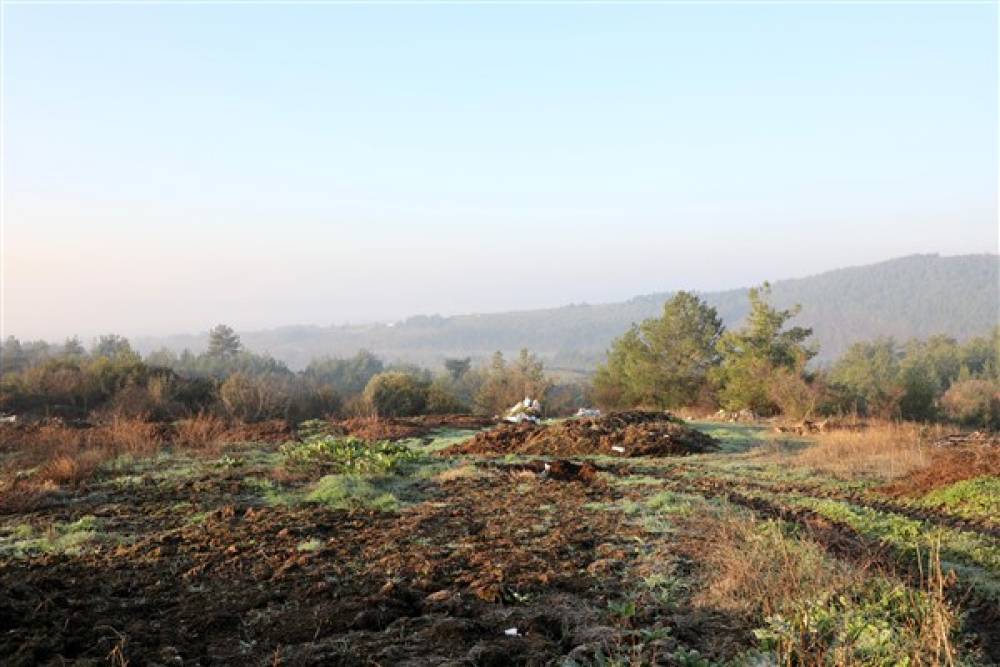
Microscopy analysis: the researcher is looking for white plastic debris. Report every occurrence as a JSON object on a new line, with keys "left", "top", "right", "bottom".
{"left": 575, "top": 408, "right": 601, "bottom": 418}
{"left": 503, "top": 397, "right": 542, "bottom": 424}
{"left": 504, "top": 628, "right": 520, "bottom": 637}
{"left": 611, "top": 445, "right": 626, "bottom": 453}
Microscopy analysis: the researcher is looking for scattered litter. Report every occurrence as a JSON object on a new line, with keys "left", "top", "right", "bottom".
{"left": 575, "top": 408, "right": 601, "bottom": 418}
{"left": 611, "top": 445, "right": 625, "bottom": 454}
{"left": 504, "top": 628, "right": 520, "bottom": 637}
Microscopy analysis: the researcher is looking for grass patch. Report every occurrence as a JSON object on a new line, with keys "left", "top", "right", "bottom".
{"left": 306, "top": 474, "right": 400, "bottom": 511}
{"left": 0, "top": 515, "right": 103, "bottom": 558}
{"left": 296, "top": 538, "right": 322, "bottom": 552}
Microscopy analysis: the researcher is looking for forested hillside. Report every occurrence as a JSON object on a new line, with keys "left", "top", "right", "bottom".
{"left": 137, "top": 254, "right": 998, "bottom": 371}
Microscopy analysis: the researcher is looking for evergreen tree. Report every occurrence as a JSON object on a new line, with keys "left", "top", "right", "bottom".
{"left": 207, "top": 324, "right": 242, "bottom": 358}
{"left": 714, "top": 283, "right": 814, "bottom": 413}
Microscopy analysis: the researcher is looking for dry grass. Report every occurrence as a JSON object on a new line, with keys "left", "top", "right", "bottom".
{"left": 790, "top": 421, "right": 947, "bottom": 480}
{"left": 174, "top": 413, "right": 228, "bottom": 452}
{"left": 689, "top": 509, "right": 854, "bottom": 619}
{"left": 0, "top": 418, "right": 167, "bottom": 491}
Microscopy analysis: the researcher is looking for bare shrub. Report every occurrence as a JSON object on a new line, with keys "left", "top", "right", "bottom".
{"left": 220, "top": 373, "right": 290, "bottom": 422}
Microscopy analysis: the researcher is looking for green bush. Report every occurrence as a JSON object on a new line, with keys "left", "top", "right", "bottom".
{"left": 363, "top": 371, "right": 429, "bottom": 417}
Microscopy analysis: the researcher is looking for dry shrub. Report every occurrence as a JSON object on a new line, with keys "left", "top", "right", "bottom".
{"left": 791, "top": 421, "right": 946, "bottom": 480}
{"left": 0, "top": 417, "right": 166, "bottom": 490}
{"left": 174, "top": 413, "right": 228, "bottom": 452}
{"left": 0, "top": 477, "right": 58, "bottom": 514}
{"left": 37, "top": 449, "right": 107, "bottom": 486}
{"left": 100, "top": 416, "right": 164, "bottom": 456}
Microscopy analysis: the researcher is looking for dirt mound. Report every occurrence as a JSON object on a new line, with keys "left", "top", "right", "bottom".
{"left": 441, "top": 411, "right": 718, "bottom": 457}
{"left": 332, "top": 414, "right": 496, "bottom": 441}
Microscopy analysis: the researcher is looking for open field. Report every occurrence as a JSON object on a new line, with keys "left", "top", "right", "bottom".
{"left": 0, "top": 417, "right": 997, "bottom": 666}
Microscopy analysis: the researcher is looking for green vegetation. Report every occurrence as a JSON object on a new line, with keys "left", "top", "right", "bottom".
{"left": 363, "top": 371, "right": 430, "bottom": 417}
{"left": 0, "top": 516, "right": 103, "bottom": 558}
{"left": 713, "top": 283, "right": 816, "bottom": 415}
{"left": 752, "top": 577, "right": 960, "bottom": 666}
{"left": 791, "top": 497, "right": 1000, "bottom": 573}
{"left": 306, "top": 474, "right": 400, "bottom": 511}
{"left": 593, "top": 291, "right": 723, "bottom": 410}
{"left": 830, "top": 332, "right": 999, "bottom": 422}
{"left": 279, "top": 435, "right": 420, "bottom": 474}
{"left": 919, "top": 476, "right": 1000, "bottom": 523}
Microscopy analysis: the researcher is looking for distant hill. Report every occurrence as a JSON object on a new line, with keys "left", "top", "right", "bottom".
{"left": 137, "top": 254, "right": 999, "bottom": 372}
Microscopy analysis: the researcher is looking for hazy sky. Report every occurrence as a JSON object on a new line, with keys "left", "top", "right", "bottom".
{"left": 3, "top": 2, "right": 997, "bottom": 341}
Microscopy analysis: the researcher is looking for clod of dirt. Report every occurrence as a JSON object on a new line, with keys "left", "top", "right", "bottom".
{"left": 441, "top": 411, "right": 718, "bottom": 457}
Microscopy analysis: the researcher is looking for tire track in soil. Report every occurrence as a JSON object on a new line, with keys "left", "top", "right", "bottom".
{"left": 639, "top": 470, "right": 1000, "bottom": 663}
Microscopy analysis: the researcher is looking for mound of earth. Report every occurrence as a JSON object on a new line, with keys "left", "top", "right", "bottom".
{"left": 332, "top": 415, "right": 497, "bottom": 441}
{"left": 441, "top": 411, "right": 718, "bottom": 457}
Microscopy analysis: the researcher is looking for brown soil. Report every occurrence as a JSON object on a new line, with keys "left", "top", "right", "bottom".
{"left": 0, "top": 465, "right": 650, "bottom": 666}
{"left": 878, "top": 444, "right": 1000, "bottom": 497}
{"left": 441, "top": 411, "right": 718, "bottom": 458}
{"left": 477, "top": 459, "right": 605, "bottom": 485}
{"left": 219, "top": 419, "right": 292, "bottom": 443}
{"left": 332, "top": 414, "right": 497, "bottom": 441}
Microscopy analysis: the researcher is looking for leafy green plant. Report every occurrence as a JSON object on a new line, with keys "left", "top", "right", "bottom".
{"left": 919, "top": 476, "right": 1000, "bottom": 522}
{"left": 280, "top": 435, "right": 419, "bottom": 474}
{"left": 753, "top": 576, "right": 957, "bottom": 666}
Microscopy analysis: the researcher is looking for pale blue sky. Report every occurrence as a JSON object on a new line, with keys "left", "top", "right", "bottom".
{"left": 3, "top": 2, "right": 997, "bottom": 339}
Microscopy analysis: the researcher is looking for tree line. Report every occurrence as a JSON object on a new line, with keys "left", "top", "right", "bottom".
{"left": 0, "top": 325, "right": 569, "bottom": 423}
{"left": 592, "top": 285, "right": 999, "bottom": 426}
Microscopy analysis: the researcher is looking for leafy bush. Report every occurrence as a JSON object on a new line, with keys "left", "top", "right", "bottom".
{"left": 363, "top": 371, "right": 429, "bottom": 417}
{"left": 940, "top": 379, "right": 1000, "bottom": 427}
{"left": 425, "top": 377, "right": 468, "bottom": 414}
{"left": 280, "top": 435, "right": 418, "bottom": 474}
